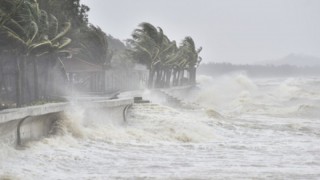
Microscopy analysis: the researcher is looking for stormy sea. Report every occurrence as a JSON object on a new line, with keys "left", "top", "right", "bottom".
{"left": 1, "top": 74, "right": 320, "bottom": 179}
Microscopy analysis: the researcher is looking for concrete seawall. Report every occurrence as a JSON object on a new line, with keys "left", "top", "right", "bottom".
{"left": 0, "top": 99, "right": 133, "bottom": 147}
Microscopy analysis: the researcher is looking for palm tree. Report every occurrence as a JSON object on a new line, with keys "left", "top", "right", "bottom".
{"left": 26, "top": 9, "right": 72, "bottom": 100}
{"left": 178, "top": 37, "right": 202, "bottom": 85}
{"left": 0, "top": 0, "right": 41, "bottom": 106}
{"left": 127, "top": 23, "right": 158, "bottom": 87}
{"left": 0, "top": 0, "right": 72, "bottom": 106}
{"left": 75, "top": 25, "right": 110, "bottom": 67}
{"left": 38, "top": 0, "right": 89, "bottom": 27}
{"left": 73, "top": 24, "right": 112, "bottom": 92}
{"left": 128, "top": 22, "right": 180, "bottom": 88}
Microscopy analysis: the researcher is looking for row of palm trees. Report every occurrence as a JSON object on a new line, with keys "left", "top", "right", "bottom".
{"left": 127, "top": 22, "right": 202, "bottom": 88}
{"left": 0, "top": 1, "right": 203, "bottom": 108}
{"left": 0, "top": 0, "right": 79, "bottom": 107}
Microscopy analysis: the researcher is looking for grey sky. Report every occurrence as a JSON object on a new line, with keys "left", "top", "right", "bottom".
{"left": 81, "top": 0, "right": 320, "bottom": 64}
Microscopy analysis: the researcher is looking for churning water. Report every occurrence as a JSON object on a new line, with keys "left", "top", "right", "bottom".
{"left": 1, "top": 74, "right": 320, "bottom": 179}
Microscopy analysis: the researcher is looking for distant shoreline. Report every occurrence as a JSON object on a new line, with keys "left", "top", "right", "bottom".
{"left": 199, "top": 62, "right": 320, "bottom": 77}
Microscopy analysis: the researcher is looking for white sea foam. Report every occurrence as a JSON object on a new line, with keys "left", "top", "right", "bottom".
{"left": 1, "top": 75, "right": 320, "bottom": 179}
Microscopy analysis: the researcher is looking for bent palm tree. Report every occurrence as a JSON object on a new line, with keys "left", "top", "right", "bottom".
{"left": 128, "top": 22, "right": 179, "bottom": 87}
{"left": 0, "top": 0, "right": 72, "bottom": 105}
{"left": 0, "top": 0, "right": 42, "bottom": 106}
{"left": 73, "top": 24, "right": 112, "bottom": 92}
{"left": 177, "top": 37, "right": 202, "bottom": 85}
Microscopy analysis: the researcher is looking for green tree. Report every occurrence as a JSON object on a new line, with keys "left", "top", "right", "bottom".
{"left": 128, "top": 23, "right": 202, "bottom": 88}
{"left": 178, "top": 37, "right": 202, "bottom": 85}
{"left": 0, "top": 0, "right": 72, "bottom": 106}
{"left": 128, "top": 22, "right": 177, "bottom": 88}
{"left": 0, "top": 0, "right": 42, "bottom": 106}
{"left": 76, "top": 25, "right": 110, "bottom": 67}
{"left": 38, "top": 0, "right": 89, "bottom": 27}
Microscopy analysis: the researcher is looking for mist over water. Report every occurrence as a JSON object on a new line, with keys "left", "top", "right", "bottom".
{"left": 1, "top": 75, "right": 320, "bottom": 179}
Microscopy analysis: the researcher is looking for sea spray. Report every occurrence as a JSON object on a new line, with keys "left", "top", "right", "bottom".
{"left": 1, "top": 76, "right": 320, "bottom": 179}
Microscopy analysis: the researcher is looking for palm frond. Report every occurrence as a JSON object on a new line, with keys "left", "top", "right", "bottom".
{"left": 27, "top": 21, "right": 38, "bottom": 44}
{"left": 39, "top": 10, "right": 49, "bottom": 35}
{"left": 48, "top": 14, "right": 58, "bottom": 39}
{"left": 58, "top": 37, "right": 71, "bottom": 49}
{"left": 4, "top": 18, "right": 28, "bottom": 40}
{"left": 51, "top": 22, "right": 71, "bottom": 42}
{"left": 28, "top": 40, "right": 52, "bottom": 56}
{"left": 0, "top": 0, "right": 24, "bottom": 27}
{"left": 0, "top": 26, "right": 27, "bottom": 47}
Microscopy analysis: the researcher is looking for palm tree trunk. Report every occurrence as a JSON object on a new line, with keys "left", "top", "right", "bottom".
{"left": 155, "top": 69, "right": 161, "bottom": 88}
{"left": 165, "top": 68, "right": 171, "bottom": 88}
{"left": 182, "top": 69, "right": 185, "bottom": 85}
{"left": 102, "top": 69, "right": 106, "bottom": 93}
{"left": 160, "top": 69, "right": 164, "bottom": 87}
{"left": 173, "top": 69, "right": 178, "bottom": 86}
{"left": 33, "top": 58, "right": 39, "bottom": 100}
{"left": 57, "top": 57, "right": 69, "bottom": 96}
{"left": 15, "top": 57, "right": 21, "bottom": 107}
{"left": 44, "top": 59, "right": 50, "bottom": 100}
{"left": 20, "top": 56, "right": 26, "bottom": 105}
{"left": 0, "top": 59, "right": 3, "bottom": 93}
{"left": 177, "top": 69, "right": 182, "bottom": 86}
{"left": 156, "top": 69, "right": 163, "bottom": 88}
{"left": 148, "top": 68, "right": 155, "bottom": 88}
{"left": 26, "top": 74, "right": 32, "bottom": 104}
{"left": 190, "top": 67, "right": 196, "bottom": 85}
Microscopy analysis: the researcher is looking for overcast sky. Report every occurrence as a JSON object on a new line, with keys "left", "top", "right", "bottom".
{"left": 81, "top": 0, "right": 320, "bottom": 64}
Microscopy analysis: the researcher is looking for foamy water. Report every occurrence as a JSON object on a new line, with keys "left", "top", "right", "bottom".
{"left": 1, "top": 75, "right": 320, "bottom": 179}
